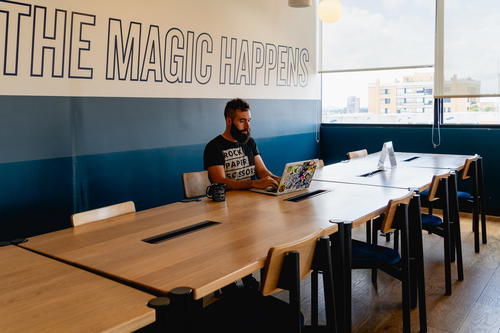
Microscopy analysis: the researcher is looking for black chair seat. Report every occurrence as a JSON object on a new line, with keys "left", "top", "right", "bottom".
{"left": 421, "top": 214, "right": 443, "bottom": 227}
{"left": 457, "top": 191, "right": 473, "bottom": 200}
{"left": 352, "top": 239, "right": 401, "bottom": 265}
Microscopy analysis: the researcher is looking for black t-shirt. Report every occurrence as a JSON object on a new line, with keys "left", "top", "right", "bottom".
{"left": 203, "top": 135, "right": 260, "bottom": 180}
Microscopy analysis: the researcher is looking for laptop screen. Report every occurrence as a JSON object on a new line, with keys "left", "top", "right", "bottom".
{"left": 277, "top": 159, "right": 318, "bottom": 194}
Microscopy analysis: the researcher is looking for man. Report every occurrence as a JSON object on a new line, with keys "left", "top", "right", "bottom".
{"left": 204, "top": 98, "right": 278, "bottom": 292}
{"left": 204, "top": 98, "right": 280, "bottom": 189}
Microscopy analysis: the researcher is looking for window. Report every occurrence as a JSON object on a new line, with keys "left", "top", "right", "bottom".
{"left": 321, "top": 0, "right": 500, "bottom": 126}
{"left": 442, "top": 97, "right": 500, "bottom": 124}
{"left": 322, "top": 68, "right": 434, "bottom": 124}
{"left": 435, "top": 0, "right": 500, "bottom": 124}
{"left": 321, "top": 0, "right": 435, "bottom": 124}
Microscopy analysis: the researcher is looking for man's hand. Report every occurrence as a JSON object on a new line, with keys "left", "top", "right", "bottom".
{"left": 270, "top": 175, "right": 282, "bottom": 183}
{"left": 252, "top": 176, "right": 279, "bottom": 189}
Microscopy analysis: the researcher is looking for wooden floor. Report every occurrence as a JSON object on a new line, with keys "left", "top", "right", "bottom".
{"left": 273, "top": 215, "right": 500, "bottom": 332}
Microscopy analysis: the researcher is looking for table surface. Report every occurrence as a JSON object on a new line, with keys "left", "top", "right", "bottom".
{"left": 344, "top": 152, "right": 473, "bottom": 171}
{"left": 20, "top": 181, "right": 410, "bottom": 300}
{"left": 314, "top": 155, "right": 455, "bottom": 191}
{"left": 0, "top": 245, "right": 155, "bottom": 333}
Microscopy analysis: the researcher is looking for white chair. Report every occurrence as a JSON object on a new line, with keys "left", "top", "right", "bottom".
{"left": 182, "top": 170, "right": 211, "bottom": 198}
{"left": 71, "top": 201, "right": 136, "bottom": 227}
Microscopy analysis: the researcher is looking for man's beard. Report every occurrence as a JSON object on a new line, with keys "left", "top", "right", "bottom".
{"left": 230, "top": 124, "right": 251, "bottom": 144}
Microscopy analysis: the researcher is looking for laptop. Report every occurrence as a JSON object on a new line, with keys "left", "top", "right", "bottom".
{"left": 250, "top": 159, "right": 319, "bottom": 196}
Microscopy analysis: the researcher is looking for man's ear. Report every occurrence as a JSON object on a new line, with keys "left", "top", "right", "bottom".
{"left": 225, "top": 116, "right": 232, "bottom": 126}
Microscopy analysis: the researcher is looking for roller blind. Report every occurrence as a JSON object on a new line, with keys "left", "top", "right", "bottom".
{"left": 435, "top": 0, "right": 500, "bottom": 98}
{"left": 320, "top": 0, "right": 435, "bottom": 72}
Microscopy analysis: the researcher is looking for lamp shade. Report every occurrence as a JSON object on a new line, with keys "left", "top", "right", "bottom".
{"left": 288, "top": 0, "right": 312, "bottom": 8}
{"left": 318, "top": 0, "right": 342, "bottom": 23}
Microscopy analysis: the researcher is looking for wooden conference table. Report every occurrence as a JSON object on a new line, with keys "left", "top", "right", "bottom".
{"left": 0, "top": 245, "right": 155, "bottom": 333}
{"left": 20, "top": 181, "right": 410, "bottom": 299}
{"left": 20, "top": 181, "right": 412, "bottom": 331}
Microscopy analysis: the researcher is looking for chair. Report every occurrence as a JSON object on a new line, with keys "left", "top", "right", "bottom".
{"left": 202, "top": 231, "right": 336, "bottom": 333}
{"left": 71, "top": 201, "right": 136, "bottom": 227}
{"left": 346, "top": 149, "right": 368, "bottom": 160}
{"left": 351, "top": 192, "right": 421, "bottom": 333}
{"left": 420, "top": 172, "right": 464, "bottom": 295}
{"left": 182, "top": 171, "right": 211, "bottom": 198}
{"left": 459, "top": 155, "right": 487, "bottom": 253}
{"left": 420, "top": 155, "right": 486, "bottom": 254}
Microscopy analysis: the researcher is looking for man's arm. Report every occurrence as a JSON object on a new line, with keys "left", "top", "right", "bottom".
{"left": 254, "top": 155, "right": 281, "bottom": 182}
{"left": 207, "top": 164, "right": 278, "bottom": 190}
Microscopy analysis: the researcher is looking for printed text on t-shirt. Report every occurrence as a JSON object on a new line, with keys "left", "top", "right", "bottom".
{"left": 222, "top": 147, "right": 255, "bottom": 180}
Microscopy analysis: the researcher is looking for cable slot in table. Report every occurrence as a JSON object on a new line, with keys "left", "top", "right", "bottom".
{"left": 359, "top": 169, "right": 385, "bottom": 177}
{"left": 402, "top": 156, "right": 420, "bottom": 162}
{"left": 285, "top": 189, "right": 329, "bottom": 202}
{"left": 143, "top": 221, "right": 221, "bottom": 244}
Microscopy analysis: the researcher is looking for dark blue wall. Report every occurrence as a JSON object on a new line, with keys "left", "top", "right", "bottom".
{"left": 0, "top": 96, "right": 320, "bottom": 241}
{"left": 321, "top": 124, "right": 500, "bottom": 215}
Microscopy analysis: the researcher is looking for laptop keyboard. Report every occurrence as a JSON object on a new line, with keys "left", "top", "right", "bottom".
{"left": 265, "top": 186, "right": 278, "bottom": 193}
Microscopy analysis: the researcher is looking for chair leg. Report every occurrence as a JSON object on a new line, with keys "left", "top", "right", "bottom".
{"left": 478, "top": 158, "right": 487, "bottom": 245}
{"left": 455, "top": 220, "right": 464, "bottom": 281}
{"left": 371, "top": 223, "right": 378, "bottom": 286}
{"left": 450, "top": 232, "right": 456, "bottom": 263}
{"left": 410, "top": 195, "right": 427, "bottom": 332}
{"left": 385, "top": 232, "right": 391, "bottom": 242}
{"left": 317, "top": 237, "right": 337, "bottom": 333}
{"left": 442, "top": 180, "right": 452, "bottom": 296}
{"left": 400, "top": 205, "right": 412, "bottom": 333}
{"left": 283, "top": 252, "right": 302, "bottom": 333}
{"left": 311, "top": 271, "right": 318, "bottom": 328}
{"left": 448, "top": 175, "right": 458, "bottom": 263}
{"left": 330, "top": 227, "right": 346, "bottom": 333}
{"left": 371, "top": 268, "right": 378, "bottom": 286}
{"left": 449, "top": 174, "right": 464, "bottom": 281}
{"left": 366, "top": 220, "right": 372, "bottom": 244}
{"left": 473, "top": 205, "right": 480, "bottom": 253}
{"left": 481, "top": 213, "right": 487, "bottom": 244}
{"left": 444, "top": 227, "right": 452, "bottom": 296}
{"left": 393, "top": 230, "right": 399, "bottom": 252}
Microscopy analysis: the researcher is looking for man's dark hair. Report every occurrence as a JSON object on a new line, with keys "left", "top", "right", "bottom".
{"left": 224, "top": 98, "right": 250, "bottom": 119}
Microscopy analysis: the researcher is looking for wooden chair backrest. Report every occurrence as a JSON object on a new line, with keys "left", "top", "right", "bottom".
{"left": 317, "top": 159, "right": 325, "bottom": 168}
{"left": 427, "top": 171, "right": 451, "bottom": 202}
{"left": 380, "top": 192, "right": 414, "bottom": 234}
{"left": 261, "top": 231, "right": 320, "bottom": 296}
{"left": 461, "top": 155, "right": 480, "bottom": 180}
{"left": 71, "top": 201, "right": 136, "bottom": 227}
{"left": 347, "top": 149, "right": 368, "bottom": 160}
{"left": 182, "top": 171, "right": 211, "bottom": 198}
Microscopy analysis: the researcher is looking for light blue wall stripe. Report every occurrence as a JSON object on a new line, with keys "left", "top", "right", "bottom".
{"left": 0, "top": 96, "right": 320, "bottom": 163}
{"left": 0, "top": 96, "right": 72, "bottom": 163}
